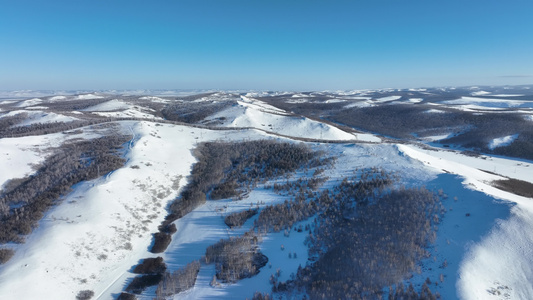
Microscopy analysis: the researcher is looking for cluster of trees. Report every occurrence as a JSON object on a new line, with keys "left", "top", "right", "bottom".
{"left": 152, "top": 140, "right": 325, "bottom": 253}
{"left": 161, "top": 99, "right": 236, "bottom": 124}
{"left": 0, "top": 112, "right": 29, "bottom": 129}
{"left": 254, "top": 169, "right": 392, "bottom": 234}
{"left": 75, "top": 290, "right": 95, "bottom": 300}
{"left": 331, "top": 104, "right": 464, "bottom": 139}
{"left": 124, "top": 256, "right": 201, "bottom": 298}
{"left": 239, "top": 167, "right": 442, "bottom": 298}
{"left": 0, "top": 134, "right": 129, "bottom": 247}
{"left": 440, "top": 113, "right": 533, "bottom": 160}
{"left": 121, "top": 258, "right": 166, "bottom": 297}
{"left": 224, "top": 208, "right": 258, "bottom": 228}
{"left": 117, "top": 292, "right": 137, "bottom": 300}
{"left": 0, "top": 120, "right": 94, "bottom": 139}
{"left": 204, "top": 232, "right": 267, "bottom": 283}
{"left": 254, "top": 195, "right": 318, "bottom": 233}
{"left": 271, "top": 176, "right": 328, "bottom": 196}
{"left": 125, "top": 274, "right": 163, "bottom": 294}
{"left": 0, "top": 248, "right": 14, "bottom": 264}
{"left": 493, "top": 178, "right": 533, "bottom": 198}
{"left": 387, "top": 282, "right": 440, "bottom": 300}
{"left": 155, "top": 260, "right": 201, "bottom": 299}
{"left": 286, "top": 180, "right": 444, "bottom": 299}
{"left": 43, "top": 98, "right": 111, "bottom": 111}
{"left": 132, "top": 257, "right": 166, "bottom": 274}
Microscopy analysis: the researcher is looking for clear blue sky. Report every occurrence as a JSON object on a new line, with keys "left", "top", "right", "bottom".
{"left": 1, "top": 0, "right": 532, "bottom": 91}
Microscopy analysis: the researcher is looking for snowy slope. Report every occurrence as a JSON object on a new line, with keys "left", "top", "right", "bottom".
{"left": 82, "top": 99, "right": 130, "bottom": 112}
{"left": 398, "top": 144, "right": 533, "bottom": 300}
{"left": 1, "top": 93, "right": 532, "bottom": 300}
{"left": 206, "top": 96, "right": 381, "bottom": 142}
{"left": 16, "top": 98, "right": 43, "bottom": 107}
{"left": 0, "top": 121, "right": 272, "bottom": 300}
{"left": 1, "top": 110, "right": 78, "bottom": 126}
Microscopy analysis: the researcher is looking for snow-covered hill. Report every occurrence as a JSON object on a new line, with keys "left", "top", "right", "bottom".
{"left": 0, "top": 89, "right": 532, "bottom": 300}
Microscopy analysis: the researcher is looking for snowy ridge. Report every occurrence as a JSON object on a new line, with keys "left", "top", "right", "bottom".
{"left": 0, "top": 110, "right": 78, "bottom": 126}
{"left": 1, "top": 90, "right": 533, "bottom": 300}
{"left": 443, "top": 97, "right": 533, "bottom": 109}
{"left": 16, "top": 98, "right": 43, "bottom": 107}
{"left": 206, "top": 96, "right": 372, "bottom": 142}
{"left": 398, "top": 144, "right": 533, "bottom": 300}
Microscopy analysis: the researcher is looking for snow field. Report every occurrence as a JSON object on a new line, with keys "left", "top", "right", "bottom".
{"left": 81, "top": 99, "right": 130, "bottom": 112}
{"left": 0, "top": 110, "right": 78, "bottom": 126}
{"left": 16, "top": 98, "right": 43, "bottom": 107}
{"left": 1, "top": 92, "right": 532, "bottom": 300}
{"left": 398, "top": 144, "right": 533, "bottom": 299}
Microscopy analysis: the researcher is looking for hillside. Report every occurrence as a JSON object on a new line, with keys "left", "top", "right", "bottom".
{"left": 0, "top": 86, "right": 532, "bottom": 299}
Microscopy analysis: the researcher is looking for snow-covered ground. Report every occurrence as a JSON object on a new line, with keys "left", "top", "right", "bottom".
{"left": 82, "top": 99, "right": 130, "bottom": 112}
{"left": 1, "top": 92, "right": 532, "bottom": 300}
{"left": 78, "top": 99, "right": 163, "bottom": 120}
{"left": 205, "top": 96, "right": 380, "bottom": 142}
{"left": 76, "top": 94, "right": 104, "bottom": 100}
{"left": 0, "top": 122, "right": 265, "bottom": 299}
{"left": 442, "top": 97, "right": 533, "bottom": 109}
{"left": 489, "top": 134, "right": 519, "bottom": 150}
{"left": 375, "top": 95, "right": 402, "bottom": 102}
{"left": 398, "top": 144, "right": 533, "bottom": 299}
{"left": 0, "top": 110, "right": 78, "bottom": 126}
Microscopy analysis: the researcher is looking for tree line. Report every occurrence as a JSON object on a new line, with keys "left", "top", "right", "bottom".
{"left": 0, "top": 133, "right": 129, "bottom": 250}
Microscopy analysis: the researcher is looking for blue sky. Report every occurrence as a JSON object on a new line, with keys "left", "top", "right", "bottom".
{"left": 1, "top": 0, "right": 532, "bottom": 91}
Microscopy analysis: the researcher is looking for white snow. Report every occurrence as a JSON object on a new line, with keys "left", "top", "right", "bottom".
{"left": 425, "top": 109, "right": 446, "bottom": 113}
{"left": 420, "top": 133, "right": 453, "bottom": 141}
{"left": 443, "top": 97, "right": 533, "bottom": 109}
{"left": 0, "top": 136, "right": 49, "bottom": 188}
{"left": 76, "top": 94, "right": 104, "bottom": 100}
{"left": 324, "top": 98, "right": 346, "bottom": 103}
{"left": 206, "top": 97, "right": 366, "bottom": 142}
{"left": 82, "top": 99, "right": 130, "bottom": 112}
{"left": 136, "top": 143, "right": 435, "bottom": 300}
{"left": 398, "top": 144, "right": 533, "bottom": 300}
{"left": 49, "top": 95, "right": 67, "bottom": 101}
{"left": 0, "top": 110, "right": 78, "bottom": 126}
{"left": 92, "top": 108, "right": 162, "bottom": 120}
{"left": 1, "top": 94, "right": 533, "bottom": 300}
{"left": 17, "top": 98, "right": 42, "bottom": 107}
{"left": 25, "top": 106, "right": 49, "bottom": 110}
{"left": 471, "top": 91, "right": 491, "bottom": 96}
{"left": 0, "top": 122, "right": 207, "bottom": 299}
{"left": 344, "top": 101, "right": 375, "bottom": 108}
{"left": 375, "top": 95, "right": 402, "bottom": 102}
{"left": 491, "top": 94, "right": 525, "bottom": 97}
{"left": 488, "top": 134, "right": 519, "bottom": 150}
{"left": 139, "top": 96, "right": 169, "bottom": 103}
{"left": 285, "top": 98, "right": 309, "bottom": 104}
{"left": 291, "top": 93, "right": 310, "bottom": 98}
{"left": 0, "top": 127, "right": 109, "bottom": 189}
